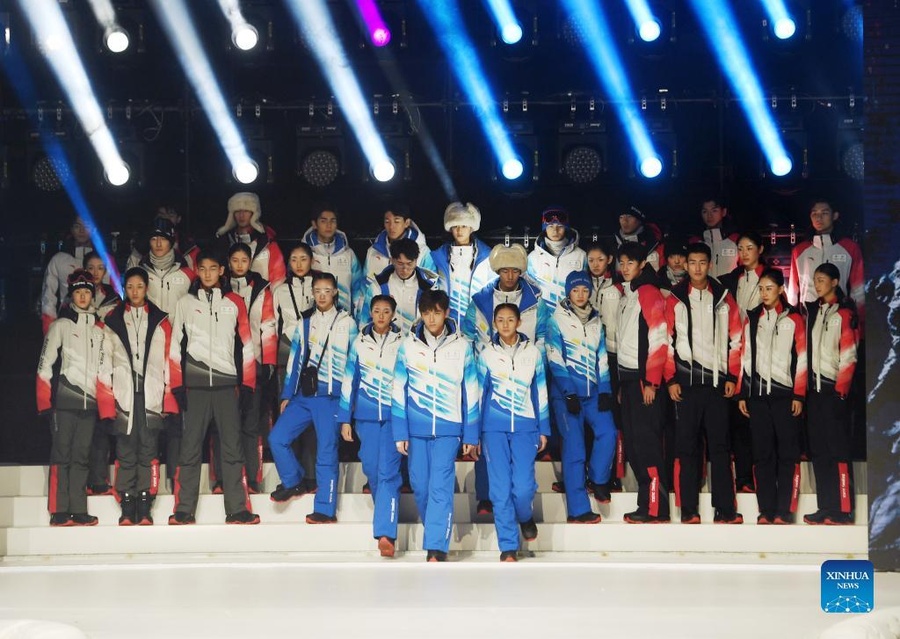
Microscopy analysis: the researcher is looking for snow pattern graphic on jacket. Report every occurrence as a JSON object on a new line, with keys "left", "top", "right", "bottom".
{"left": 302, "top": 227, "right": 366, "bottom": 315}
{"left": 477, "top": 333, "right": 550, "bottom": 436}
{"left": 431, "top": 238, "right": 495, "bottom": 327}
{"left": 615, "top": 224, "right": 664, "bottom": 272}
{"left": 363, "top": 221, "right": 436, "bottom": 283}
{"left": 463, "top": 276, "right": 548, "bottom": 353}
{"left": 41, "top": 243, "right": 97, "bottom": 333}
{"left": 690, "top": 227, "right": 740, "bottom": 278}
{"left": 391, "top": 319, "right": 480, "bottom": 444}
{"left": 139, "top": 254, "right": 196, "bottom": 316}
{"left": 526, "top": 231, "right": 587, "bottom": 311}
{"left": 37, "top": 306, "right": 104, "bottom": 413}
{"left": 272, "top": 272, "right": 315, "bottom": 366}
{"left": 168, "top": 280, "right": 256, "bottom": 391}
{"left": 218, "top": 226, "right": 286, "bottom": 287}
{"left": 546, "top": 300, "right": 612, "bottom": 400}
{"left": 337, "top": 321, "right": 403, "bottom": 424}
{"left": 229, "top": 272, "right": 277, "bottom": 365}
{"left": 739, "top": 302, "right": 807, "bottom": 401}
{"left": 282, "top": 305, "right": 357, "bottom": 400}
{"left": 96, "top": 302, "right": 178, "bottom": 434}
{"left": 788, "top": 233, "right": 865, "bottom": 328}
{"left": 359, "top": 265, "right": 439, "bottom": 334}
{"left": 664, "top": 278, "right": 742, "bottom": 388}
{"left": 805, "top": 299, "right": 858, "bottom": 398}
{"left": 615, "top": 268, "right": 668, "bottom": 387}
{"left": 590, "top": 274, "right": 621, "bottom": 354}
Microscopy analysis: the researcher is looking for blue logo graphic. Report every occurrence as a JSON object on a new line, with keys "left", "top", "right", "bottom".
{"left": 821, "top": 560, "right": 874, "bottom": 613}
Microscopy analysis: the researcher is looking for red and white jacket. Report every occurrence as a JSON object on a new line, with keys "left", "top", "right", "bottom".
{"left": 169, "top": 282, "right": 256, "bottom": 391}
{"left": 273, "top": 273, "right": 316, "bottom": 367}
{"left": 664, "top": 278, "right": 742, "bottom": 389}
{"left": 96, "top": 302, "right": 178, "bottom": 433}
{"left": 140, "top": 253, "right": 196, "bottom": 316}
{"left": 37, "top": 306, "right": 104, "bottom": 413}
{"left": 229, "top": 272, "right": 277, "bottom": 367}
{"left": 615, "top": 224, "right": 665, "bottom": 273}
{"left": 739, "top": 302, "right": 807, "bottom": 401}
{"left": 40, "top": 243, "right": 97, "bottom": 333}
{"left": 590, "top": 273, "right": 621, "bottom": 355}
{"left": 690, "top": 227, "right": 740, "bottom": 278}
{"left": 805, "top": 299, "right": 858, "bottom": 398}
{"left": 218, "top": 226, "right": 286, "bottom": 288}
{"left": 615, "top": 268, "right": 668, "bottom": 387}
{"left": 720, "top": 263, "right": 765, "bottom": 322}
{"left": 788, "top": 233, "right": 864, "bottom": 328}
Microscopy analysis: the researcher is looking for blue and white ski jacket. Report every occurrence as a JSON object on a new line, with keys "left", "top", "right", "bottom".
{"left": 363, "top": 221, "right": 436, "bottom": 283}
{"left": 476, "top": 333, "right": 550, "bottom": 436}
{"left": 546, "top": 300, "right": 612, "bottom": 400}
{"left": 282, "top": 305, "right": 358, "bottom": 401}
{"left": 431, "top": 238, "right": 495, "bottom": 327}
{"left": 302, "top": 227, "right": 366, "bottom": 316}
{"left": 526, "top": 231, "right": 587, "bottom": 311}
{"left": 337, "top": 321, "right": 404, "bottom": 424}
{"left": 391, "top": 319, "right": 480, "bottom": 444}
{"left": 358, "top": 265, "right": 439, "bottom": 334}
{"left": 462, "top": 277, "right": 549, "bottom": 353}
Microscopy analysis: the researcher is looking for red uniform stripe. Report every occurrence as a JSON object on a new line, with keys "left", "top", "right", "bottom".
{"left": 242, "top": 467, "right": 252, "bottom": 512}
{"left": 48, "top": 464, "right": 59, "bottom": 513}
{"left": 615, "top": 431, "right": 626, "bottom": 478}
{"left": 173, "top": 467, "right": 182, "bottom": 510}
{"left": 256, "top": 436, "right": 264, "bottom": 484}
{"left": 208, "top": 438, "right": 218, "bottom": 483}
{"left": 673, "top": 458, "right": 681, "bottom": 508}
{"left": 150, "top": 458, "right": 160, "bottom": 496}
{"left": 648, "top": 466, "right": 660, "bottom": 517}
{"left": 112, "top": 460, "right": 121, "bottom": 503}
{"left": 790, "top": 463, "right": 801, "bottom": 513}
{"left": 838, "top": 462, "right": 851, "bottom": 513}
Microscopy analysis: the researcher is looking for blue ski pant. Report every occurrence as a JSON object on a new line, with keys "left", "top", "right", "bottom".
{"left": 483, "top": 430, "right": 541, "bottom": 551}
{"left": 356, "top": 419, "right": 402, "bottom": 540}
{"left": 408, "top": 435, "right": 460, "bottom": 554}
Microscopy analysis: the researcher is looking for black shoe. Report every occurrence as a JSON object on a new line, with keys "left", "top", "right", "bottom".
{"left": 520, "top": 519, "right": 538, "bottom": 542}
{"left": 305, "top": 512, "right": 337, "bottom": 524}
{"left": 567, "top": 511, "right": 602, "bottom": 524}
{"left": 426, "top": 550, "right": 447, "bottom": 562}
{"left": 362, "top": 482, "right": 372, "bottom": 495}
{"left": 378, "top": 536, "right": 396, "bottom": 558}
{"left": 49, "top": 512, "right": 72, "bottom": 527}
{"left": 476, "top": 500, "right": 494, "bottom": 515}
{"left": 86, "top": 483, "right": 113, "bottom": 496}
{"left": 825, "top": 512, "right": 854, "bottom": 525}
{"left": 803, "top": 510, "right": 829, "bottom": 525}
{"left": 70, "top": 513, "right": 99, "bottom": 526}
{"left": 270, "top": 483, "right": 306, "bottom": 502}
{"left": 608, "top": 478, "right": 623, "bottom": 493}
{"left": 168, "top": 512, "right": 196, "bottom": 525}
{"left": 714, "top": 510, "right": 744, "bottom": 524}
{"left": 301, "top": 478, "right": 318, "bottom": 494}
{"left": 211, "top": 481, "right": 223, "bottom": 495}
{"left": 499, "top": 551, "right": 518, "bottom": 562}
{"left": 119, "top": 493, "right": 137, "bottom": 526}
{"left": 680, "top": 510, "right": 701, "bottom": 524}
{"left": 773, "top": 512, "right": 794, "bottom": 525}
{"left": 136, "top": 491, "right": 154, "bottom": 526}
{"left": 551, "top": 481, "right": 566, "bottom": 493}
{"left": 592, "top": 483, "right": 612, "bottom": 504}
{"left": 757, "top": 513, "right": 775, "bottom": 525}
{"left": 226, "top": 510, "right": 260, "bottom": 525}
{"left": 624, "top": 510, "right": 670, "bottom": 524}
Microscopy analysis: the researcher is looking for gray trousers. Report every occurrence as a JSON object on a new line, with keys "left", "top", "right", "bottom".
{"left": 48, "top": 409, "right": 95, "bottom": 514}
{"left": 173, "top": 387, "right": 250, "bottom": 516}
{"left": 114, "top": 392, "right": 162, "bottom": 496}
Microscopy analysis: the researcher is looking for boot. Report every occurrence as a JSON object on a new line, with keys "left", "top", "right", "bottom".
{"left": 136, "top": 491, "right": 154, "bottom": 526}
{"left": 119, "top": 493, "right": 137, "bottom": 526}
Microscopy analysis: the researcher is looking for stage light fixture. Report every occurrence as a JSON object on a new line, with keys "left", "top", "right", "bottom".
{"left": 501, "top": 23, "right": 523, "bottom": 44}
{"left": 773, "top": 17, "right": 795, "bottom": 40}
{"left": 837, "top": 115, "right": 864, "bottom": 180}
{"left": 501, "top": 157, "right": 524, "bottom": 180}
{"left": 104, "top": 161, "right": 130, "bottom": 186}
{"left": 232, "top": 23, "right": 259, "bottom": 51}
{"left": 841, "top": 143, "right": 863, "bottom": 180}
{"left": 103, "top": 26, "right": 129, "bottom": 52}
{"left": 638, "top": 19, "right": 661, "bottom": 42}
{"left": 558, "top": 118, "right": 607, "bottom": 185}
{"left": 300, "top": 150, "right": 341, "bottom": 187}
{"left": 562, "top": 146, "right": 602, "bottom": 182}
{"left": 355, "top": 0, "right": 392, "bottom": 47}
{"left": 769, "top": 155, "right": 792, "bottom": 176}
{"left": 32, "top": 153, "right": 69, "bottom": 192}
{"left": 297, "top": 120, "right": 345, "bottom": 188}
{"left": 233, "top": 159, "right": 259, "bottom": 184}
{"left": 371, "top": 158, "right": 396, "bottom": 182}
{"left": 639, "top": 156, "right": 663, "bottom": 178}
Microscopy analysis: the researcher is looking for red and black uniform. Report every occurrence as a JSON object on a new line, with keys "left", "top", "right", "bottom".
{"left": 789, "top": 232, "right": 865, "bottom": 330}
{"left": 664, "top": 278, "right": 743, "bottom": 520}
{"left": 615, "top": 267, "right": 670, "bottom": 521}
{"left": 615, "top": 223, "right": 665, "bottom": 273}
{"left": 739, "top": 302, "right": 807, "bottom": 520}
{"left": 805, "top": 297, "right": 858, "bottom": 520}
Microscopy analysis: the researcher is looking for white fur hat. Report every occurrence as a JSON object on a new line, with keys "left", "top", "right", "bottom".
{"left": 489, "top": 243, "right": 527, "bottom": 273}
{"left": 216, "top": 192, "right": 264, "bottom": 237}
{"left": 443, "top": 201, "right": 481, "bottom": 232}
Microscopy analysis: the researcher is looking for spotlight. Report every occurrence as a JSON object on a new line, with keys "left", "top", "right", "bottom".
{"left": 233, "top": 160, "right": 259, "bottom": 184}
{"left": 562, "top": 146, "right": 603, "bottom": 183}
{"left": 638, "top": 19, "right": 661, "bottom": 42}
{"left": 371, "top": 158, "right": 396, "bottom": 182}
{"left": 773, "top": 17, "right": 795, "bottom": 40}
{"left": 558, "top": 119, "right": 607, "bottom": 185}
{"left": 639, "top": 156, "right": 663, "bottom": 178}
{"left": 232, "top": 23, "right": 258, "bottom": 51}
{"left": 501, "top": 23, "right": 523, "bottom": 44}
{"left": 300, "top": 149, "right": 341, "bottom": 187}
{"left": 841, "top": 143, "right": 863, "bottom": 180}
{"left": 32, "top": 154, "right": 69, "bottom": 192}
{"left": 104, "top": 26, "right": 129, "bottom": 53}
{"left": 769, "top": 155, "right": 793, "bottom": 176}
{"left": 837, "top": 115, "right": 864, "bottom": 180}
{"left": 104, "top": 161, "right": 130, "bottom": 186}
{"left": 371, "top": 26, "right": 391, "bottom": 47}
{"left": 501, "top": 157, "right": 524, "bottom": 180}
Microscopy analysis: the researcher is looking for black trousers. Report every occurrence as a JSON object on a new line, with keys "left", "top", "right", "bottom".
{"left": 729, "top": 403, "right": 755, "bottom": 487}
{"left": 620, "top": 380, "right": 669, "bottom": 518}
{"left": 48, "top": 409, "right": 95, "bottom": 514}
{"left": 87, "top": 417, "right": 115, "bottom": 487}
{"left": 747, "top": 395, "right": 801, "bottom": 516}
{"left": 674, "top": 385, "right": 735, "bottom": 514}
{"left": 807, "top": 387, "right": 854, "bottom": 515}
{"left": 113, "top": 392, "right": 162, "bottom": 496}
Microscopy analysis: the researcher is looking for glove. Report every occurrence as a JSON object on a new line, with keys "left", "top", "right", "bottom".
{"left": 597, "top": 393, "right": 614, "bottom": 412}
{"left": 240, "top": 386, "right": 254, "bottom": 413}
{"left": 262, "top": 364, "right": 276, "bottom": 381}
{"left": 565, "top": 394, "right": 581, "bottom": 415}
{"left": 172, "top": 388, "right": 188, "bottom": 413}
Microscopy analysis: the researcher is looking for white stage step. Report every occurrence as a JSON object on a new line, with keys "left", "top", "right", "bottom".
{"left": 0, "top": 492, "right": 869, "bottom": 528}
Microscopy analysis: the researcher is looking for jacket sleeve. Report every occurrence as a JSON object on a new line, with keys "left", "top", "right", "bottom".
{"left": 231, "top": 294, "right": 257, "bottom": 390}
{"left": 663, "top": 294, "right": 678, "bottom": 385}
{"left": 534, "top": 354, "right": 551, "bottom": 437}
{"left": 41, "top": 256, "right": 62, "bottom": 334}
{"left": 336, "top": 337, "right": 360, "bottom": 424}
{"left": 461, "top": 298, "right": 479, "bottom": 342}
{"left": 475, "top": 352, "right": 489, "bottom": 438}
{"left": 281, "top": 321, "right": 304, "bottom": 401}
{"left": 638, "top": 285, "right": 668, "bottom": 388}
{"left": 461, "top": 342, "right": 480, "bottom": 445}
{"left": 159, "top": 317, "right": 179, "bottom": 413}
{"left": 596, "top": 324, "right": 612, "bottom": 395}
{"left": 534, "top": 297, "right": 549, "bottom": 358}
{"left": 787, "top": 245, "right": 801, "bottom": 307}
{"left": 267, "top": 241, "right": 286, "bottom": 288}
{"left": 391, "top": 341, "right": 410, "bottom": 442}
{"left": 169, "top": 299, "right": 185, "bottom": 392}
{"left": 739, "top": 317, "right": 751, "bottom": 399}
{"left": 546, "top": 316, "right": 575, "bottom": 396}
{"left": 790, "top": 314, "right": 808, "bottom": 401}
{"left": 725, "top": 292, "right": 743, "bottom": 383}
{"left": 349, "top": 252, "right": 366, "bottom": 318}
{"left": 417, "top": 247, "right": 436, "bottom": 274}
{"left": 36, "top": 320, "right": 63, "bottom": 412}
{"left": 835, "top": 308, "right": 858, "bottom": 398}
{"left": 259, "top": 288, "right": 278, "bottom": 366}
{"left": 846, "top": 240, "right": 865, "bottom": 332}
{"left": 96, "top": 325, "right": 117, "bottom": 419}
{"left": 358, "top": 281, "right": 377, "bottom": 327}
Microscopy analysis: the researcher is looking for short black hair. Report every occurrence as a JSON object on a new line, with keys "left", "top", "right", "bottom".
{"left": 288, "top": 242, "right": 314, "bottom": 260}
{"left": 616, "top": 241, "right": 648, "bottom": 263}
{"left": 759, "top": 267, "right": 785, "bottom": 288}
{"left": 311, "top": 271, "right": 338, "bottom": 289}
{"left": 123, "top": 266, "right": 149, "bottom": 287}
{"left": 311, "top": 202, "right": 338, "bottom": 220}
{"left": 686, "top": 242, "right": 712, "bottom": 261}
{"left": 701, "top": 195, "right": 728, "bottom": 209}
{"left": 737, "top": 231, "right": 764, "bottom": 249}
{"left": 384, "top": 203, "right": 411, "bottom": 219}
{"left": 195, "top": 249, "right": 223, "bottom": 267}
{"left": 493, "top": 302, "right": 521, "bottom": 320}
{"left": 418, "top": 289, "right": 450, "bottom": 314}
{"left": 814, "top": 262, "right": 841, "bottom": 281}
{"left": 82, "top": 251, "right": 103, "bottom": 268}
{"left": 227, "top": 242, "right": 253, "bottom": 260}
{"left": 371, "top": 294, "right": 397, "bottom": 312}
{"left": 390, "top": 237, "right": 420, "bottom": 261}
{"left": 586, "top": 239, "right": 616, "bottom": 259}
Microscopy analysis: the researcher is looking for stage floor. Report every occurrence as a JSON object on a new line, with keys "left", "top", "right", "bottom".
{"left": 1, "top": 553, "right": 897, "bottom": 638}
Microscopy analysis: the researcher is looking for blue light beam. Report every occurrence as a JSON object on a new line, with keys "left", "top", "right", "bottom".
{"left": 482, "top": 0, "right": 523, "bottom": 44}
{"left": 759, "top": 0, "right": 796, "bottom": 39}
{"left": 559, "top": 0, "right": 661, "bottom": 178}
{"left": 688, "top": 0, "right": 793, "bottom": 175}
{"left": 622, "top": 0, "right": 661, "bottom": 42}
{"left": 416, "top": 0, "right": 520, "bottom": 178}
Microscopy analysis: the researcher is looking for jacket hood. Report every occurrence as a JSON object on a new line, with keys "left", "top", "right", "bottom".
{"left": 302, "top": 227, "right": 350, "bottom": 253}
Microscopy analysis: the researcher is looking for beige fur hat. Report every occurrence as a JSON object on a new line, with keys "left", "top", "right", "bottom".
{"left": 443, "top": 201, "right": 481, "bottom": 232}
{"left": 216, "top": 192, "right": 264, "bottom": 237}
{"left": 489, "top": 243, "right": 528, "bottom": 273}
